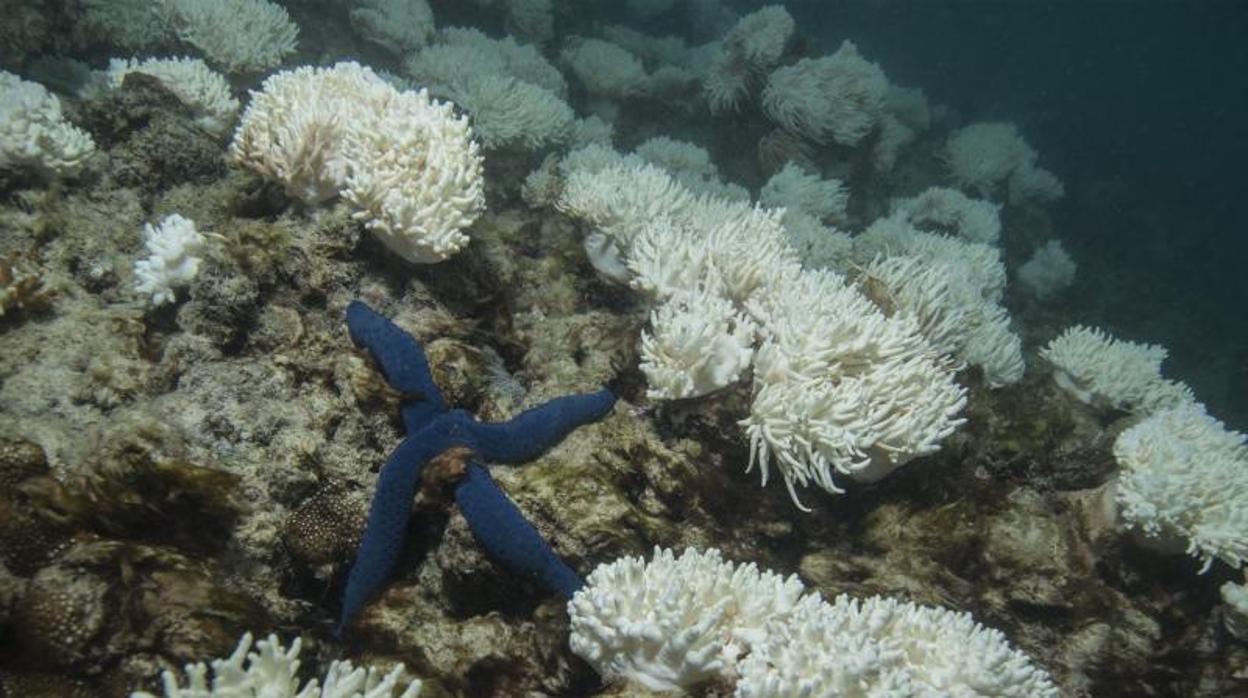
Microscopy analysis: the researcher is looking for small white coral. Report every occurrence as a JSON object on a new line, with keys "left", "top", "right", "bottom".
{"left": 160, "top": 0, "right": 298, "bottom": 73}
{"left": 640, "top": 288, "right": 757, "bottom": 400}
{"left": 567, "top": 547, "right": 807, "bottom": 691}
{"left": 131, "top": 631, "right": 422, "bottom": 698}
{"left": 1017, "top": 239, "right": 1076, "bottom": 300}
{"left": 1114, "top": 403, "right": 1248, "bottom": 572}
{"left": 761, "top": 40, "right": 888, "bottom": 146}
{"left": 1040, "top": 325, "right": 1194, "bottom": 414}
{"left": 0, "top": 71, "right": 96, "bottom": 177}
{"left": 440, "top": 75, "right": 572, "bottom": 150}
{"left": 107, "top": 57, "right": 240, "bottom": 135}
{"left": 133, "top": 213, "right": 206, "bottom": 306}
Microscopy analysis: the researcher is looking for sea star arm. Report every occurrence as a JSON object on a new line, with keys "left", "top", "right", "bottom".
{"left": 337, "top": 422, "right": 462, "bottom": 633}
{"left": 454, "top": 461, "right": 583, "bottom": 599}
{"left": 470, "top": 388, "right": 616, "bottom": 463}
{"left": 346, "top": 300, "right": 447, "bottom": 433}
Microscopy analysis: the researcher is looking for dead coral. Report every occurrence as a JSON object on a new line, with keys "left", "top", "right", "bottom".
{"left": 0, "top": 255, "right": 51, "bottom": 320}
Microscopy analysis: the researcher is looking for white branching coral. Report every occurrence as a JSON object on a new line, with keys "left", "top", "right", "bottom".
{"left": 944, "top": 121, "right": 1064, "bottom": 204}
{"left": 1017, "top": 239, "right": 1077, "bottom": 300}
{"left": 229, "top": 62, "right": 485, "bottom": 263}
{"left": 159, "top": 0, "right": 298, "bottom": 73}
{"left": 560, "top": 39, "right": 649, "bottom": 99}
{"left": 739, "top": 594, "right": 1059, "bottom": 697}
{"left": 759, "top": 163, "right": 849, "bottom": 225}
{"left": 1, "top": 70, "right": 96, "bottom": 177}
{"left": 854, "top": 216, "right": 1024, "bottom": 387}
{"left": 891, "top": 186, "right": 1001, "bottom": 244}
{"left": 743, "top": 269, "right": 967, "bottom": 507}
{"left": 340, "top": 88, "right": 485, "bottom": 264}
{"left": 131, "top": 631, "right": 422, "bottom": 698}
{"left": 133, "top": 213, "right": 206, "bottom": 306}
{"left": 349, "top": 0, "right": 435, "bottom": 55}
{"left": 404, "top": 29, "right": 572, "bottom": 150}
{"left": 1040, "top": 325, "right": 1194, "bottom": 414}
{"left": 1113, "top": 403, "right": 1248, "bottom": 572}
{"left": 106, "top": 57, "right": 239, "bottom": 135}
{"left": 761, "top": 40, "right": 888, "bottom": 147}
{"left": 568, "top": 547, "right": 807, "bottom": 691}
{"left": 569, "top": 548, "right": 1057, "bottom": 697}
{"left": 704, "top": 5, "right": 794, "bottom": 113}
{"left": 640, "top": 288, "right": 757, "bottom": 400}
{"left": 439, "top": 75, "right": 572, "bottom": 150}
{"left": 554, "top": 150, "right": 966, "bottom": 507}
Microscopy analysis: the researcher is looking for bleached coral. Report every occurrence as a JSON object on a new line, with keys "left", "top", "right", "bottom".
{"left": 503, "top": 0, "right": 554, "bottom": 44}
{"left": 1, "top": 70, "right": 96, "bottom": 177}
{"left": 570, "top": 548, "right": 1056, "bottom": 697}
{"left": 634, "top": 136, "right": 717, "bottom": 183}
{"left": 159, "top": 0, "right": 298, "bottom": 73}
{"left": 560, "top": 39, "right": 649, "bottom": 99}
{"left": 340, "top": 88, "right": 485, "bottom": 264}
{"left": 229, "top": 62, "right": 394, "bottom": 205}
{"left": 1017, "top": 239, "right": 1077, "bottom": 300}
{"left": 409, "top": 28, "right": 567, "bottom": 97}
{"left": 568, "top": 547, "right": 807, "bottom": 691}
{"left": 106, "top": 57, "right": 239, "bottom": 135}
{"left": 79, "top": 0, "right": 170, "bottom": 51}
{"left": 640, "top": 288, "right": 757, "bottom": 400}
{"left": 1113, "top": 403, "right": 1248, "bottom": 572}
{"left": 229, "top": 62, "right": 484, "bottom": 263}
{"left": 945, "top": 121, "right": 1064, "bottom": 204}
{"left": 1040, "top": 326, "right": 1195, "bottom": 414}
{"left": 891, "top": 186, "right": 1001, "bottom": 244}
{"left": 759, "top": 163, "right": 849, "bottom": 225}
{"left": 704, "top": 5, "right": 794, "bottom": 112}
{"left": 133, "top": 214, "right": 206, "bottom": 306}
{"left": 739, "top": 594, "right": 1058, "bottom": 697}
{"left": 761, "top": 40, "right": 888, "bottom": 147}
{"left": 855, "top": 216, "right": 1023, "bottom": 387}
{"left": 131, "top": 631, "right": 422, "bottom": 698}
{"left": 349, "top": 0, "right": 435, "bottom": 54}
{"left": 743, "top": 269, "right": 967, "bottom": 506}
{"left": 439, "top": 75, "right": 572, "bottom": 150}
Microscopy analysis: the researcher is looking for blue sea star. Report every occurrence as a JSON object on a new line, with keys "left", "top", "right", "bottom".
{"left": 337, "top": 301, "right": 616, "bottom": 633}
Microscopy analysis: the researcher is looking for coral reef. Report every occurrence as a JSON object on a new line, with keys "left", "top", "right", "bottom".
{"left": 0, "top": 1, "right": 1243, "bottom": 696}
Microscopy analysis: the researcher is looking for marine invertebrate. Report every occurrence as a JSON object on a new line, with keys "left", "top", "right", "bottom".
{"left": 132, "top": 631, "right": 422, "bottom": 697}
{"left": 1, "top": 70, "right": 96, "bottom": 177}
{"left": 1017, "top": 239, "right": 1077, "bottom": 300}
{"left": 1113, "top": 402, "right": 1248, "bottom": 572}
{"left": 338, "top": 301, "right": 616, "bottom": 631}
{"left": 944, "top": 121, "right": 1064, "bottom": 204}
{"left": 133, "top": 213, "right": 206, "bottom": 306}
{"left": 569, "top": 547, "right": 1058, "bottom": 696}
{"left": 159, "top": 0, "right": 298, "bottom": 73}
{"left": 229, "top": 62, "right": 485, "bottom": 263}
{"left": 761, "top": 40, "right": 888, "bottom": 147}
{"left": 0, "top": 255, "right": 50, "bottom": 319}
{"left": 105, "top": 57, "right": 240, "bottom": 135}
{"left": 704, "top": 5, "right": 795, "bottom": 112}
{"left": 1040, "top": 325, "right": 1194, "bottom": 414}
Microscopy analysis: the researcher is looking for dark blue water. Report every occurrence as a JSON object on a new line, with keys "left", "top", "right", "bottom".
{"left": 787, "top": 0, "right": 1248, "bottom": 427}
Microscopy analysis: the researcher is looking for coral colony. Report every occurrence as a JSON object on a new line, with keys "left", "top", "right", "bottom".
{"left": 1, "top": 1, "right": 1246, "bottom": 696}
